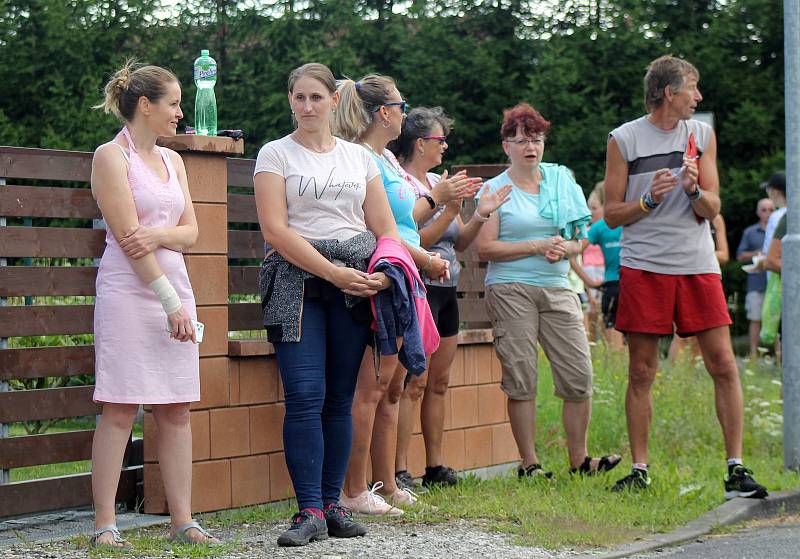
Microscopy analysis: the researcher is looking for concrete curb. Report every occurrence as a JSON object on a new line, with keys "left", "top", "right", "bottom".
{"left": 574, "top": 489, "right": 800, "bottom": 559}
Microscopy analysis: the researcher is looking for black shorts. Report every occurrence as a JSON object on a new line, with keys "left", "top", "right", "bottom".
{"left": 426, "top": 285, "right": 459, "bottom": 338}
{"left": 601, "top": 280, "right": 620, "bottom": 329}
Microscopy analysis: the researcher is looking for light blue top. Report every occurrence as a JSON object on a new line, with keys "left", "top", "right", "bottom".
{"left": 536, "top": 163, "right": 591, "bottom": 240}
{"left": 371, "top": 151, "right": 420, "bottom": 246}
{"left": 481, "top": 170, "right": 570, "bottom": 288}
{"left": 587, "top": 218, "right": 622, "bottom": 283}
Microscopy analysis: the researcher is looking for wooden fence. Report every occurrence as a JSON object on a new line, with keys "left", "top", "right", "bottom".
{"left": 0, "top": 146, "right": 138, "bottom": 518}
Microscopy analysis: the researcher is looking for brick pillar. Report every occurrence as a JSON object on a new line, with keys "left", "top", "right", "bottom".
{"left": 143, "top": 135, "right": 243, "bottom": 514}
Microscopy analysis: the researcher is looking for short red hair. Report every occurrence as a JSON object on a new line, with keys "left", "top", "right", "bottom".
{"left": 500, "top": 103, "right": 550, "bottom": 140}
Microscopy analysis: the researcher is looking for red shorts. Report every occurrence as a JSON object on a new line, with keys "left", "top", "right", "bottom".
{"left": 616, "top": 266, "right": 732, "bottom": 336}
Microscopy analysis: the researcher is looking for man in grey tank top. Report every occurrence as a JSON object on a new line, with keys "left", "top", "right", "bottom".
{"left": 603, "top": 55, "right": 767, "bottom": 499}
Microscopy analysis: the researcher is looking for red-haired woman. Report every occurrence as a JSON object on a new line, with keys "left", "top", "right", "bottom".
{"left": 475, "top": 103, "right": 621, "bottom": 478}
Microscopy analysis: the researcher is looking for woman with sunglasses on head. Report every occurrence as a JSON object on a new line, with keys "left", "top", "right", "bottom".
{"left": 390, "top": 107, "right": 511, "bottom": 490}
{"left": 254, "top": 63, "right": 401, "bottom": 546}
{"left": 334, "top": 75, "right": 448, "bottom": 515}
{"left": 475, "top": 103, "right": 621, "bottom": 479}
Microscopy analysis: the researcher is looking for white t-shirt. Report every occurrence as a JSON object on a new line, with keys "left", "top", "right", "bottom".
{"left": 254, "top": 135, "right": 380, "bottom": 242}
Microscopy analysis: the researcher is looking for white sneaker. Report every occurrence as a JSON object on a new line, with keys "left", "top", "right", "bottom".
{"left": 340, "top": 481, "right": 404, "bottom": 516}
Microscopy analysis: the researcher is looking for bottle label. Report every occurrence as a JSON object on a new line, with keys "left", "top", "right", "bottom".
{"left": 194, "top": 66, "right": 217, "bottom": 80}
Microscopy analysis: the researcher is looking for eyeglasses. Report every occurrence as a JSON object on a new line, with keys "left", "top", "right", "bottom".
{"left": 505, "top": 137, "right": 545, "bottom": 147}
{"left": 423, "top": 135, "right": 447, "bottom": 145}
{"left": 382, "top": 101, "right": 408, "bottom": 114}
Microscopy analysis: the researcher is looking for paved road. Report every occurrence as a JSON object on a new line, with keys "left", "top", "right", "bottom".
{"left": 634, "top": 522, "right": 800, "bottom": 559}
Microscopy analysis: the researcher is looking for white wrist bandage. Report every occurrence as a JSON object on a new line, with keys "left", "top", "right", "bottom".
{"left": 148, "top": 275, "right": 182, "bottom": 314}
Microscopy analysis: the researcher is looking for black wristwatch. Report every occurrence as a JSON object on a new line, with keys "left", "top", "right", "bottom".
{"left": 423, "top": 194, "right": 436, "bottom": 209}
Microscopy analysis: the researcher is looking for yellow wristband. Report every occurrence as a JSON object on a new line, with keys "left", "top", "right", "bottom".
{"left": 639, "top": 196, "right": 651, "bottom": 213}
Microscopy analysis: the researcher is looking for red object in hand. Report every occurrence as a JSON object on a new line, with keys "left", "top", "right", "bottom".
{"left": 685, "top": 131, "right": 703, "bottom": 223}
{"left": 686, "top": 132, "right": 698, "bottom": 159}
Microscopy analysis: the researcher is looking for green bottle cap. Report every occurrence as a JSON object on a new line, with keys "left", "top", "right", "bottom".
{"left": 201, "top": 49, "right": 209, "bottom": 57}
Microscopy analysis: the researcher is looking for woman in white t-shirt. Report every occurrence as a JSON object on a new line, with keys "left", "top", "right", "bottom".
{"left": 253, "top": 63, "right": 399, "bottom": 547}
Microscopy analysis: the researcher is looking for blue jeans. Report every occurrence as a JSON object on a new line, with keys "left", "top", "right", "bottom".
{"left": 273, "top": 291, "right": 370, "bottom": 510}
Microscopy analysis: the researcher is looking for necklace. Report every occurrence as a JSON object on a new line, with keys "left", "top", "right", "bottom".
{"left": 363, "top": 142, "right": 404, "bottom": 175}
{"left": 292, "top": 132, "right": 335, "bottom": 154}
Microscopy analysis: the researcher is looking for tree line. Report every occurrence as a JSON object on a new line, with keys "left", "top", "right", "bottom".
{"left": 0, "top": 0, "right": 786, "bottom": 335}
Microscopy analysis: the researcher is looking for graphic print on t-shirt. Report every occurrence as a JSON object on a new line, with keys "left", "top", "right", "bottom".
{"left": 297, "top": 168, "right": 363, "bottom": 200}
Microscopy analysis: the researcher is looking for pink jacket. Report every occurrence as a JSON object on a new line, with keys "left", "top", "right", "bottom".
{"left": 368, "top": 237, "right": 440, "bottom": 360}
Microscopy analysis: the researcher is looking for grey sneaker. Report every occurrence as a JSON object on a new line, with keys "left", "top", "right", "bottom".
{"left": 276, "top": 511, "right": 328, "bottom": 547}
{"left": 395, "top": 470, "right": 419, "bottom": 491}
{"left": 324, "top": 504, "right": 367, "bottom": 538}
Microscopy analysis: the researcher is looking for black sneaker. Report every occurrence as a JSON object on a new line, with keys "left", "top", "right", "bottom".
{"left": 323, "top": 504, "right": 367, "bottom": 538}
{"left": 276, "top": 511, "right": 329, "bottom": 547}
{"left": 610, "top": 468, "right": 651, "bottom": 492}
{"left": 422, "top": 465, "right": 459, "bottom": 487}
{"left": 517, "top": 463, "right": 553, "bottom": 479}
{"left": 724, "top": 464, "right": 768, "bottom": 499}
{"left": 395, "top": 470, "right": 420, "bottom": 491}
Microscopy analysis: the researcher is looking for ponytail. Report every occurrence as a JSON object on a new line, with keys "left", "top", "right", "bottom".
{"left": 333, "top": 74, "right": 396, "bottom": 143}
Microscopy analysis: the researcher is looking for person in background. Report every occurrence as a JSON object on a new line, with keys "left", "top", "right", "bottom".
{"left": 765, "top": 212, "right": 786, "bottom": 273}
{"left": 476, "top": 102, "right": 621, "bottom": 479}
{"left": 578, "top": 184, "right": 607, "bottom": 341}
{"left": 90, "top": 61, "right": 218, "bottom": 549}
{"left": 573, "top": 183, "right": 625, "bottom": 350}
{"left": 736, "top": 198, "right": 774, "bottom": 358}
{"left": 760, "top": 172, "right": 787, "bottom": 257}
{"left": 604, "top": 55, "right": 767, "bottom": 499}
{"left": 254, "top": 63, "right": 399, "bottom": 546}
{"left": 390, "top": 107, "right": 511, "bottom": 491}
{"left": 334, "top": 74, "right": 449, "bottom": 515}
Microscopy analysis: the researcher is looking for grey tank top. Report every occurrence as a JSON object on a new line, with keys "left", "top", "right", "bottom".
{"left": 610, "top": 116, "right": 720, "bottom": 275}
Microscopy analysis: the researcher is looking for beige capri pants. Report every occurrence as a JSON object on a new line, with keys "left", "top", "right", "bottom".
{"left": 485, "top": 282, "right": 593, "bottom": 401}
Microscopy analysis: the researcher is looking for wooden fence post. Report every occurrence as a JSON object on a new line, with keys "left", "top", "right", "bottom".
{"left": 142, "top": 135, "right": 243, "bottom": 514}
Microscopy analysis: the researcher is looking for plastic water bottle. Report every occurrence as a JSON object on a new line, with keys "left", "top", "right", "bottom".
{"left": 193, "top": 49, "right": 217, "bottom": 136}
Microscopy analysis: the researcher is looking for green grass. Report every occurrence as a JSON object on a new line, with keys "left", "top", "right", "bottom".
{"left": 396, "top": 343, "right": 798, "bottom": 549}
{"left": 71, "top": 531, "right": 241, "bottom": 558}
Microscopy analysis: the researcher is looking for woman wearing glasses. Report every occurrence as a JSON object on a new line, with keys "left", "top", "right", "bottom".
{"left": 334, "top": 75, "right": 448, "bottom": 515}
{"left": 475, "top": 103, "right": 621, "bottom": 478}
{"left": 390, "top": 107, "right": 511, "bottom": 490}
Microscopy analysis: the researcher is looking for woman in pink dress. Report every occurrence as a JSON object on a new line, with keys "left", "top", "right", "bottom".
{"left": 89, "top": 62, "right": 218, "bottom": 548}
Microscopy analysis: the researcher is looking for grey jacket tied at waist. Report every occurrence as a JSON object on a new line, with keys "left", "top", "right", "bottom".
{"left": 258, "top": 231, "right": 377, "bottom": 343}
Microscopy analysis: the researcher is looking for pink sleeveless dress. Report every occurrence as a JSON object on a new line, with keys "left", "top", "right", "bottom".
{"left": 93, "top": 127, "right": 200, "bottom": 404}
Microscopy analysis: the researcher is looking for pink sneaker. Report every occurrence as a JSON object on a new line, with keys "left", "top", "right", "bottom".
{"left": 391, "top": 487, "right": 420, "bottom": 507}
{"left": 340, "top": 481, "right": 404, "bottom": 516}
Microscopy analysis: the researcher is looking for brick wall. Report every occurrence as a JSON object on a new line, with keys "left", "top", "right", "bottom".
{"left": 146, "top": 341, "right": 516, "bottom": 514}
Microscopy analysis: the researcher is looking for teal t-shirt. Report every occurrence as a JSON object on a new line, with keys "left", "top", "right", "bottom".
{"left": 481, "top": 170, "right": 569, "bottom": 289}
{"left": 587, "top": 218, "right": 622, "bottom": 282}
{"left": 371, "top": 152, "right": 420, "bottom": 246}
